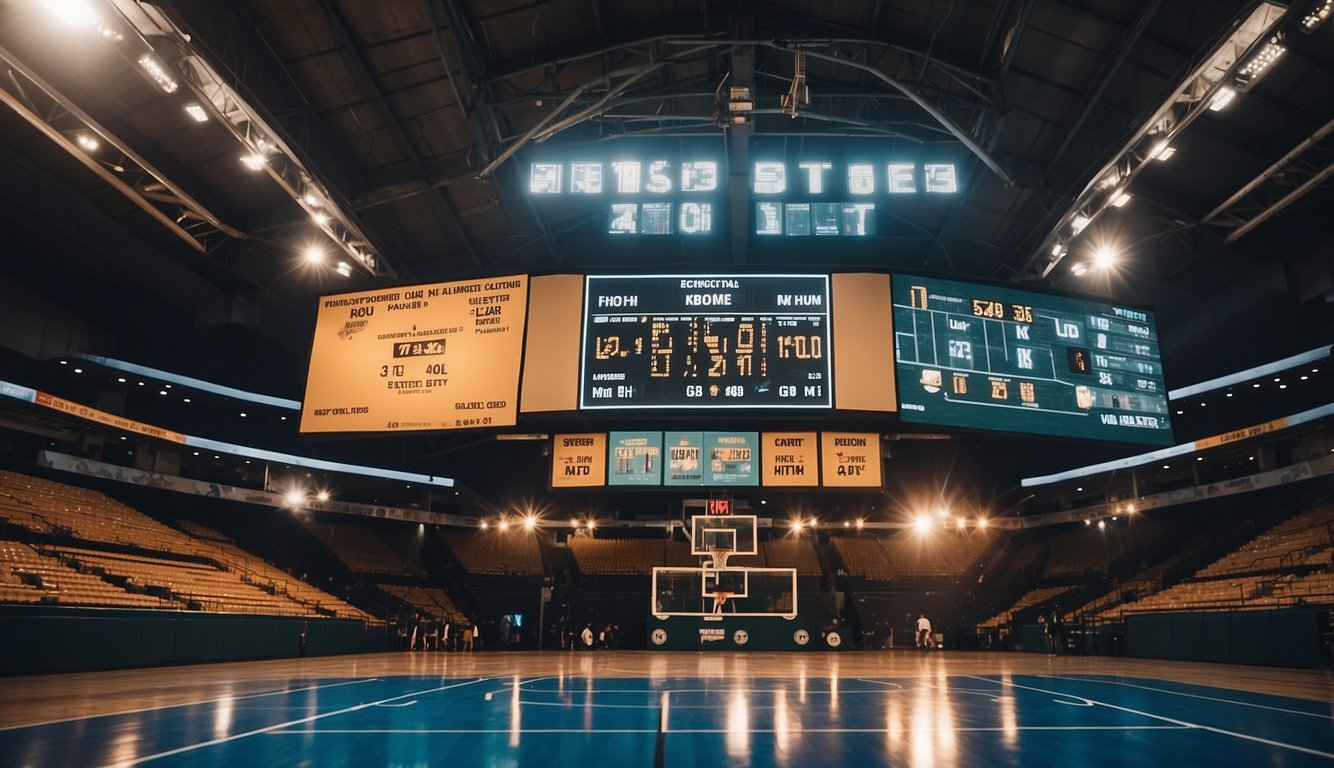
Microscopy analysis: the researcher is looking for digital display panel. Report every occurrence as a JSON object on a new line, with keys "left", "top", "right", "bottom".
{"left": 893, "top": 275, "right": 1172, "bottom": 445}
{"left": 301, "top": 276, "right": 528, "bottom": 433}
{"left": 581, "top": 274, "right": 831, "bottom": 409}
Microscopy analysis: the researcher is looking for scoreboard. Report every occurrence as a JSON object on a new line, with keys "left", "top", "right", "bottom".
{"left": 580, "top": 275, "right": 831, "bottom": 409}
{"left": 893, "top": 275, "right": 1173, "bottom": 445}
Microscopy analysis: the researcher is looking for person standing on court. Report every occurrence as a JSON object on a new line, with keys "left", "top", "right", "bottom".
{"left": 915, "top": 613, "right": 932, "bottom": 650}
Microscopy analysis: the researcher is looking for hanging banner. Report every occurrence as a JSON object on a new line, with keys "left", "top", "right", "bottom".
{"left": 820, "top": 432, "right": 882, "bottom": 487}
{"left": 705, "top": 432, "right": 759, "bottom": 486}
{"left": 608, "top": 431, "right": 663, "bottom": 486}
{"left": 665, "top": 431, "right": 706, "bottom": 486}
{"left": 550, "top": 433, "right": 607, "bottom": 488}
{"left": 762, "top": 432, "right": 820, "bottom": 486}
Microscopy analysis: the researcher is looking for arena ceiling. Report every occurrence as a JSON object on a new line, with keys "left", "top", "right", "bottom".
{"left": 0, "top": 0, "right": 1331, "bottom": 508}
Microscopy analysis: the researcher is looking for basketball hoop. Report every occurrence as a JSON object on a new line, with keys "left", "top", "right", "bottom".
{"left": 707, "top": 547, "right": 732, "bottom": 571}
{"left": 711, "top": 589, "right": 733, "bottom": 614}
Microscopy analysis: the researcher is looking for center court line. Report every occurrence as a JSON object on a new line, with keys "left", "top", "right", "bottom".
{"left": 124, "top": 677, "right": 493, "bottom": 765}
{"left": 268, "top": 725, "right": 1191, "bottom": 735}
{"left": 1033, "top": 675, "right": 1334, "bottom": 719}
{"left": 0, "top": 678, "right": 383, "bottom": 732}
{"left": 965, "top": 674, "right": 1334, "bottom": 761}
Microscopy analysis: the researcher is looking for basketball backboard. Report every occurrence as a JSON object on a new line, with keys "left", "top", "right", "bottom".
{"left": 651, "top": 566, "right": 797, "bottom": 619}
{"left": 689, "top": 514, "right": 758, "bottom": 556}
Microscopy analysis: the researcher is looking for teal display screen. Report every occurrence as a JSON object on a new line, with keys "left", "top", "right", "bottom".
{"left": 893, "top": 275, "right": 1173, "bottom": 445}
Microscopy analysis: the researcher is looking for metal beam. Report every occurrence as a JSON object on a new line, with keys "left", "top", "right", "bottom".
{"left": 790, "top": 46, "right": 1013, "bottom": 185}
{"left": 1045, "top": 0, "right": 1160, "bottom": 177}
{"left": 0, "top": 44, "right": 238, "bottom": 254}
{"left": 316, "top": 0, "right": 482, "bottom": 269}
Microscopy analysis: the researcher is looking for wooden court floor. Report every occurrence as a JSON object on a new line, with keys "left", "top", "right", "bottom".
{"left": 1, "top": 650, "right": 1331, "bottom": 766}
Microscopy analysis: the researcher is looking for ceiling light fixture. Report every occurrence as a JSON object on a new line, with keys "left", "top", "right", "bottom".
{"left": 137, "top": 54, "right": 178, "bottom": 94}
{"left": 1301, "top": 0, "right": 1332, "bottom": 31}
{"left": 1208, "top": 86, "right": 1237, "bottom": 111}
{"left": 183, "top": 104, "right": 209, "bottom": 123}
{"left": 1234, "top": 34, "right": 1285, "bottom": 90}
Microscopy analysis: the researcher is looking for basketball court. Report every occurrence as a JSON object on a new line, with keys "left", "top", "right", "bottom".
{"left": 2, "top": 651, "right": 1330, "bottom": 766}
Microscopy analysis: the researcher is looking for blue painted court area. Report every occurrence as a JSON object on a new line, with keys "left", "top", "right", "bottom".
{"left": 2, "top": 674, "right": 1331, "bottom": 767}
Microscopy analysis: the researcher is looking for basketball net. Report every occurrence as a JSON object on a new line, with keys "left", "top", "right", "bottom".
{"left": 707, "top": 547, "right": 732, "bottom": 571}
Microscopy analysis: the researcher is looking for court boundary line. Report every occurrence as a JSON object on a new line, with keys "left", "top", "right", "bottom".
{"left": 1034, "top": 674, "right": 1334, "bottom": 719}
{"left": 125, "top": 677, "right": 493, "bottom": 765}
{"left": 0, "top": 677, "right": 383, "bottom": 732}
{"left": 968, "top": 674, "right": 1334, "bottom": 761}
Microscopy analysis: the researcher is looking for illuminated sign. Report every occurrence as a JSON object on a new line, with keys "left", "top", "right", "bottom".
{"left": 580, "top": 274, "right": 831, "bottom": 409}
{"left": 750, "top": 161, "right": 957, "bottom": 196}
{"left": 893, "top": 275, "right": 1172, "bottom": 445}
{"left": 528, "top": 152, "right": 956, "bottom": 238}
{"left": 301, "top": 276, "right": 528, "bottom": 433}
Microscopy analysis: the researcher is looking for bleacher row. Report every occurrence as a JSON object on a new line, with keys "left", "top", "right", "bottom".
{"left": 567, "top": 537, "right": 823, "bottom": 576}
{"left": 979, "top": 504, "right": 1334, "bottom": 630}
{"left": 3, "top": 469, "right": 1332, "bottom": 633}
{"left": 832, "top": 532, "right": 994, "bottom": 580}
{"left": 0, "top": 470, "right": 372, "bottom": 621}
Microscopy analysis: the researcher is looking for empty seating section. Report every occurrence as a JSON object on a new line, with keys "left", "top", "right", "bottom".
{"left": 306, "top": 522, "right": 422, "bottom": 576}
{"left": 1043, "top": 528, "right": 1121, "bottom": 577}
{"left": 832, "top": 537, "right": 895, "bottom": 580}
{"left": 977, "top": 586, "right": 1072, "bottom": 629}
{"left": 379, "top": 584, "right": 461, "bottom": 621}
{"left": 0, "top": 471, "right": 374, "bottom": 620}
{"left": 570, "top": 538, "right": 668, "bottom": 575}
{"left": 761, "top": 540, "right": 820, "bottom": 576}
{"left": 178, "top": 520, "right": 233, "bottom": 543}
{"left": 441, "top": 531, "right": 543, "bottom": 575}
{"left": 881, "top": 532, "right": 992, "bottom": 579}
{"left": 1195, "top": 506, "right": 1333, "bottom": 578}
{"left": 0, "top": 471, "right": 214, "bottom": 558}
{"left": 1099, "top": 506, "right": 1334, "bottom": 619}
{"left": 1, "top": 540, "right": 178, "bottom": 609}
{"left": 834, "top": 533, "right": 990, "bottom": 581}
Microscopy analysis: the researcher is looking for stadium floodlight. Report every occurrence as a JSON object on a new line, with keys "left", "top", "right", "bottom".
{"left": 1111, "top": 191, "right": 1131, "bottom": 207}
{"left": 977, "top": 518, "right": 989, "bottom": 529}
{"left": 498, "top": 519, "right": 510, "bottom": 531}
{"left": 1151, "top": 141, "right": 1177, "bottom": 160}
{"left": 1301, "top": 0, "right": 1332, "bottom": 31}
{"left": 1208, "top": 86, "right": 1237, "bottom": 111}
{"left": 1022, "top": 2, "right": 1286, "bottom": 277}
{"left": 1234, "top": 35, "right": 1285, "bottom": 90}
{"left": 137, "top": 54, "right": 178, "bottom": 94}
{"left": 913, "top": 515, "right": 933, "bottom": 534}
{"left": 304, "top": 246, "right": 324, "bottom": 264}
{"left": 183, "top": 104, "right": 209, "bottom": 123}
{"left": 524, "top": 515, "right": 537, "bottom": 531}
